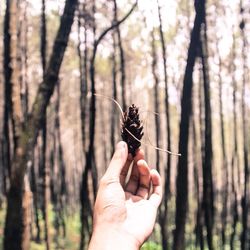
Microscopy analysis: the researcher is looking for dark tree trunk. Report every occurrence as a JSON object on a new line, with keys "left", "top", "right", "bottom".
{"left": 19, "top": 0, "right": 29, "bottom": 120}
{"left": 240, "top": 4, "right": 249, "bottom": 249}
{"left": 40, "top": 0, "right": 50, "bottom": 249}
{"left": 4, "top": 1, "right": 31, "bottom": 249}
{"left": 200, "top": 17, "right": 214, "bottom": 250}
{"left": 151, "top": 28, "right": 161, "bottom": 172}
{"left": 173, "top": 1, "right": 205, "bottom": 249}
{"left": 56, "top": 82, "right": 67, "bottom": 236}
{"left": 230, "top": 34, "right": 239, "bottom": 250}
{"left": 4, "top": 0, "right": 78, "bottom": 249}
{"left": 113, "top": 0, "right": 126, "bottom": 110}
{"left": 78, "top": 1, "right": 88, "bottom": 154}
{"left": 157, "top": 1, "right": 172, "bottom": 248}
{"left": 110, "top": 2, "right": 118, "bottom": 157}
{"left": 30, "top": 151, "right": 41, "bottom": 242}
{"left": 110, "top": 31, "right": 118, "bottom": 156}
{"left": 3, "top": 0, "right": 12, "bottom": 184}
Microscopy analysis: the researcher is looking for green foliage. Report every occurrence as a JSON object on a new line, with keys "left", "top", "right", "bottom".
{"left": 0, "top": 204, "right": 80, "bottom": 250}
{"left": 142, "top": 241, "right": 162, "bottom": 250}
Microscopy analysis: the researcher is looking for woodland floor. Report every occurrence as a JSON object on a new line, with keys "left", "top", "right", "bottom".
{"left": 0, "top": 203, "right": 242, "bottom": 250}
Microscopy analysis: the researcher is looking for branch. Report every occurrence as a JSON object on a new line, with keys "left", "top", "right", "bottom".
{"left": 91, "top": 0, "right": 138, "bottom": 63}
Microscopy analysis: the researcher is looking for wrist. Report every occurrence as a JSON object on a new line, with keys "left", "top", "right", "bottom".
{"left": 88, "top": 224, "right": 140, "bottom": 250}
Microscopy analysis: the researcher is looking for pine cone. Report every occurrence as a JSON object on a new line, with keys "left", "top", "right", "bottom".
{"left": 121, "top": 104, "right": 144, "bottom": 156}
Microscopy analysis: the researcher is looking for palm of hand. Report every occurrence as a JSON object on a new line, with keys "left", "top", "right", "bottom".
{"left": 92, "top": 144, "right": 162, "bottom": 249}
{"left": 123, "top": 191, "right": 158, "bottom": 244}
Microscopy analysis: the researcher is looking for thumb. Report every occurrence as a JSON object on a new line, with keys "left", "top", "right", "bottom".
{"left": 104, "top": 141, "right": 128, "bottom": 180}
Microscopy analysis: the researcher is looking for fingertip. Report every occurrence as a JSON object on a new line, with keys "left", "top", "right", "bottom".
{"left": 116, "top": 141, "right": 128, "bottom": 153}
{"left": 134, "top": 148, "right": 144, "bottom": 161}
{"left": 150, "top": 169, "right": 162, "bottom": 194}
{"left": 104, "top": 141, "right": 128, "bottom": 180}
{"left": 137, "top": 159, "right": 150, "bottom": 174}
{"left": 149, "top": 169, "right": 162, "bottom": 208}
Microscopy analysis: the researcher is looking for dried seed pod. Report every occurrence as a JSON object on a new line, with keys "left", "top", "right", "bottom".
{"left": 121, "top": 104, "right": 144, "bottom": 156}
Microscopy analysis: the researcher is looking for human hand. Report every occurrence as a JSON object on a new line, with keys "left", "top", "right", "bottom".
{"left": 88, "top": 141, "right": 162, "bottom": 250}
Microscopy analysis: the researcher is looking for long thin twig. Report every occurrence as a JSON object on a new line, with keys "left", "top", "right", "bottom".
{"left": 94, "top": 93, "right": 181, "bottom": 156}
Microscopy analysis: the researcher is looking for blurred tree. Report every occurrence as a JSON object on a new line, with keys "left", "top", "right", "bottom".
{"left": 3, "top": 0, "right": 11, "bottom": 192}
{"left": 157, "top": 1, "right": 172, "bottom": 248}
{"left": 230, "top": 32, "right": 239, "bottom": 250}
{"left": 200, "top": 10, "right": 214, "bottom": 249}
{"left": 240, "top": 2, "right": 249, "bottom": 249}
{"left": 4, "top": 0, "right": 78, "bottom": 248}
{"left": 151, "top": 28, "right": 161, "bottom": 173}
{"left": 39, "top": 0, "right": 50, "bottom": 249}
{"left": 173, "top": 0, "right": 205, "bottom": 249}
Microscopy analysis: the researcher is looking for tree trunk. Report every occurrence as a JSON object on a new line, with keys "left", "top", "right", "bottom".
{"left": 40, "top": 0, "right": 50, "bottom": 249}
{"left": 230, "top": 33, "right": 239, "bottom": 250}
{"left": 157, "top": 1, "right": 172, "bottom": 248}
{"left": 173, "top": 1, "right": 205, "bottom": 249}
{"left": 110, "top": 2, "right": 118, "bottom": 157}
{"left": 110, "top": 32, "right": 118, "bottom": 156}
{"left": 78, "top": 1, "right": 88, "bottom": 154}
{"left": 215, "top": 20, "right": 229, "bottom": 248}
{"left": 240, "top": 4, "right": 249, "bottom": 249}
{"left": 3, "top": 0, "right": 12, "bottom": 183}
{"left": 200, "top": 17, "right": 214, "bottom": 250}
{"left": 113, "top": 0, "right": 126, "bottom": 110}
{"left": 151, "top": 28, "right": 161, "bottom": 172}
{"left": 192, "top": 114, "right": 204, "bottom": 250}
{"left": 4, "top": 0, "right": 78, "bottom": 248}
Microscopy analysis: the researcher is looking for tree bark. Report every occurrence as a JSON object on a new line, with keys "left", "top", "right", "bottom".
{"left": 157, "top": 1, "right": 172, "bottom": 248}
{"left": 4, "top": 0, "right": 78, "bottom": 249}
{"left": 200, "top": 17, "right": 214, "bottom": 250}
{"left": 78, "top": 1, "right": 88, "bottom": 154}
{"left": 110, "top": 30, "right": 118, "bottom": 156}
{"left": 192, "top": 114, "right": 204, "bottom": 250}
{"left": 3, "top": 0, "right": 12, "bottom": 196}
{"left": 40, "top": 0, "right": 50, "bottom": 249}
{"left": 240, "top": 3, "right": 249, "bottom": 249}
{"left": 151, "top": 28, "right": 161, "bottom": 172}
{"left": 113, "top": 0, "right": 126, "bottom": 110}
{"left": 215, "top": 16, "right": 229, "bottom": 247}
{"left": 173, "top": 1, "right": 205, "bottom": 249}
{"left": 230, "top": 33, "right": 239, "bottom": 250}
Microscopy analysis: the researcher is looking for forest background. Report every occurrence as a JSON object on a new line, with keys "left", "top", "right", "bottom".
{"left": 0, "top": 0, "right": 249, "bottom": 249}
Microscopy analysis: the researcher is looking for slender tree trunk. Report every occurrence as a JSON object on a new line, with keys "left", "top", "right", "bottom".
{"left": 110, "top": 4, "right": 118, "bottom": 156}
{"left": 4, "top": 1, "right": 78, "bottom": 248}
{"left": 19, "top": 0, "right": 28, "bottom": 120}
{"left": 200, "top": 17, "right": 214, "bottom": 250}
{"left": 151, "top": 28, "right": 161, "bottom": 172}
{"left": 192, "top": 114, "right": 204, "bottom": 250}
{"left": 5, "top": 1, "right": 31, "bottom": 249}
{"left": 78, "top": 1, "right": 88, "bottom": 154}
{"left": 113, "top": 0, "right": 126, "bottom": 110}
{"left": 40, "top": 0, "right": 50, "bottom": 249}
{"left": 230, "top": 33, "right": 239, "bottom": 250}
{"left": 215, "top": 26, "right": 229, "bottom": 249}
{"left": 157, "top": 1, "right": 172, "bottom": 248}
{"left": 240, "top": 4, "right": 249, "bottom": 249}
{"left": 3, "top": 0, "right": 12, "bottom": 183}
{"left": 30, "top": 151, "right": 41, "bottom": 242}
{"left": 56, "top": 82, "right": 67, "bottom": 236}
{"left": 173, "top": 1, "right": 204, "bottom": 249}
